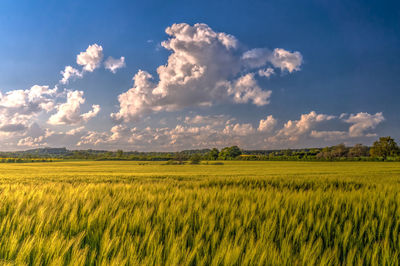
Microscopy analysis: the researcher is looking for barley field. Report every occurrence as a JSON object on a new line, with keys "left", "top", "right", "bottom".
{"left": 0, "top": 161, "right": 399, "bottom": 265}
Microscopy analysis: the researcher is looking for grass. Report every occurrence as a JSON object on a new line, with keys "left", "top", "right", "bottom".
{"left": 0, "top": 161, "right": 399, "bottom": 265}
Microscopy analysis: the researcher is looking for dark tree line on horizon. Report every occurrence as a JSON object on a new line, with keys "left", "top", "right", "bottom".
{"left": 0, "top": 137, "right": 399, "bottom": 163}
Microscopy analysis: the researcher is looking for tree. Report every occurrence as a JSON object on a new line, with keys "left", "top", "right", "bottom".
{"left": 283, "top": 149, "right": 292, "bottom": 157}
{"left": 116, "top": 149, "right": 124, "bottom": 158}
{"left": 218, "top": 146, "right": 242, "bottom": 160}
{"left": 207, "top": 148, "right": 219, "bottom": 160}
{"left": 331, "top": 144, "right": 348, "bottom": 158}
{"left": 317, "top": 146, "right": 332, "bottom": 160}
{"left": 190, "top": 154, "right": 202, "bottom": 164}
{"left": 174, "top": 152, "right": 187, "bottom": 164}
{"left": 370, "top": 136, "right": 399, "bottom": 160}
{"left": 348, "top": 144, "right": 369, "bottom": 157}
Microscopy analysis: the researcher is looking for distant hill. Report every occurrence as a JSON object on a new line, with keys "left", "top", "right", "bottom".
{"left": 23, "top": 147, "right": 70, "bottom": 156}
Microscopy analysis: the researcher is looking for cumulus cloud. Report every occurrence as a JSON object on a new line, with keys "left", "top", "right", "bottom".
{"left": 228, "top": 73, "right": 272, "bottom": 106}
{"left": 66, "top": 126, "right": 85, "bottom": 135}
{"left": 242, "top": 48, "right": 270, "bottom": 68}
{"left": 112, "top": 23, "right": 300, "bottom": 122}
{"left": 223, "top": 123, "right": 255, "bottom": 136}
{"left": 14, "top": 123, "right": 91, "bottom": 149}
{"left": 0, "top": 83, "right": 102, "bottom": 148}
{"left": 184, "top": 114, "right": 228, "bottom": 126}
{"left": 269, "top": 48, "right": 303, "bottom": 73}
{"left": 60, "top": 66, "right": 83, "bottom": 84}
{"left": 59, "top": 44, "right": 106, "bottom": 84}
{"left": 343, "top": 112, "right": 384, "bottom": 137}
{"left": 111, "top": 70, "right": 157, "bottom": 121}
{"left": 0, "top": 85, "right": 56, "bottom": 111}
{"left": 306, "top": 112, "right": 385, "bottom": 141}
{"left": 77, "top": 131, "right": 110, "bottom": 146}
{"left": 77, "top": 115, "right": 253, "bottom": 150}
{"left": 272, "top": 111, "right": 335, "bottom": 142}
{"left": 15, "top": 124, "right": 54, "bottom": 148}
{"left": 104, "top": 56, "right": 126, "bottom": 73}
{"left": 75, "top": 109, "right": 386, "bottom": 151}
{"left": 48, "top": 90, "right": 100, "bottom": 125}
{"left": 0, "top": 85, "right": 57, "bottom": 133}
{"left": 258, "top": 68, "right": 275, "bottom": 78}
{"left": 258, "top": 115, "right": 277, "bottom": 132}
{"left": 310, "top": 130, "right": 348, "bottom": 140}
{"left": 17, "top": 135, "right": 46, "bottom": 147}
{"left": 77, "top": 44, "right": 103, "bottom": 72}
{"left": 242, "top": 48, "right": 302, "bottom": 73}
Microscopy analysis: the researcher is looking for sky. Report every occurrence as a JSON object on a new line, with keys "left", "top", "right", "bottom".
{"left": 0, "top": 0, "right": 399, "bottom": 151}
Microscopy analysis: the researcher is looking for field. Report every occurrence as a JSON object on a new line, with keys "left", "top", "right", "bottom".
{"left": 0, "top": 161, "right": 400, "bottom": 265}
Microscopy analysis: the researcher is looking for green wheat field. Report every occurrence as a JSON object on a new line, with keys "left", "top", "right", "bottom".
{"left": 1, "top": 161, "right": 400, "bottom": 265}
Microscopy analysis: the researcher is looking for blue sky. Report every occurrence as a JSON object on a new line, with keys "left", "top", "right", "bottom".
{"left": 0, "top": 0, "right": 398, "bottom": 151}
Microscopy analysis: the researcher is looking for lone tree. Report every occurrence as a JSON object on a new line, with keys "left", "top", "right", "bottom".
{"left": 370, "top": 136, "right": 399, "bottom": 160}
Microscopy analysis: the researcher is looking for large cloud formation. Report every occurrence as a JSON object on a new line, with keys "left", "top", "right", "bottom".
{"left": 71, "top": 111, "right": 384, "bottom": 151}
{"left": 0, "top": 23, "right": 388, "bottom": 151}
{"left": 0, "top": 84, "right": 100, "bottom": 149}
{"left": 111, "top": 23, "right": 302, "bottom": 122}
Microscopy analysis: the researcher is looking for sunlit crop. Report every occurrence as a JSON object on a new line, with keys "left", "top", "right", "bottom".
{"left": 0, "top": 161, "right": 399, "bottom": 265}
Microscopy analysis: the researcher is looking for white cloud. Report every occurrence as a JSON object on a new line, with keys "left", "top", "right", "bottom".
{"left": 310, "top": 130, "right": 348, "bottom": 140}
{"left": 0, "top": 85, "right": 57, "bottom": 132}
{"left": 111, "top": 23, "right": 296, "bottom": 122}
{"left": 258, "top": 68, "right": 275, "bottom": 78}
{"left": 242, "top": 48, "right": 270, "bottom": 68}
{"left": 344, "top": 112, "right": 384, "bottom": 137}
{"left": 17, "top": 135, "right": 46, "bottom": 147}
{"left": 66, "top": 126, "right": 85, "bottom": 135}
{"left": 272, "top": 111, "right": 335, "bottom": 142}
{"left": 14, "top": 123, "right": 89, "bottom": 149}
{"left": 111, "top": 70, "right": 157, "bottom": 122}
{"left": 76, "top": 44, "right": 103, "bottom": 72}
{"left": 48, "top": 90, "right": 100, "bottom": 125}
{"left": 81, "top": 104, "right": 100, "bottom": 121}
{"left": 289, "top": 112, "right": 385, "bottom": 142}
{"left": 77, "top": 131, "right": 112, "bottom": 147}
{"left": 184, "top": 114, "right": 228, "bottom": 126}
{"left": 228, "top": 73, "right": 272, "bottom": 106}
{"left": 269, "top": 48, "right": 303, "bottom": 73}
{"left": 104, "top": 56, "right": 126, "bottom": 73}
{"left": 0, "top": 85, "right": 56, "bottom": 110}
{"left": 223, "top": 122, "right": 255, "bottom": 136}
{"left": 242, "top": 47, "right": 302, "bottom": 73}
{"left": 59, "top": 44, "right": 104, "bottom": 84}
{"left": 60, "top": 66, "right": 83, "bottom": 84}
{"left": 75, "top": 109, "right": 386, "bottom": 151}
{"left": 258, "top": 115, "right": 277, "bottom": 132}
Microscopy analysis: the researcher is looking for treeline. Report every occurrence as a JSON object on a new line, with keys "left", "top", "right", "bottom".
{"left": 191, "top": 136, "right": 400, "bottom": 162}
{"left": 240, "top": 136, "right": 400, "bottom": 162}
{"left": 0, "top": 136, "right": 399, "bottom": 163}
{"left": 0, "top": 158, "right": 57, "bottom": 163}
